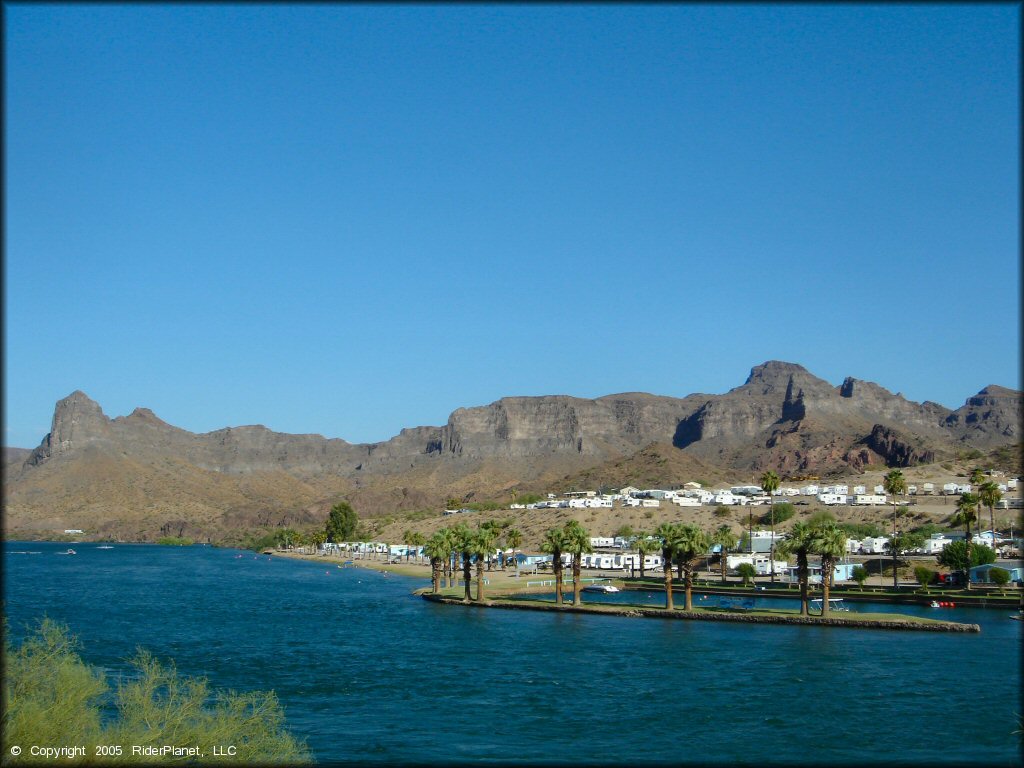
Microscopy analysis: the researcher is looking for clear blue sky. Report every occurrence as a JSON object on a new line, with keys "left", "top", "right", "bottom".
{"left": 4, "top": 4, "right": 1020, "bottom": 448}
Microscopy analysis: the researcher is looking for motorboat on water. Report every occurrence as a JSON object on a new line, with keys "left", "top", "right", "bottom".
{"left": 581, "top": 584, "right": 620, "bottom": 593}
{"left": 56, "top": 549, "right": 77, "bottom": 555}
{"left": 97, "top": 545, "right": 114, "bottom": 550}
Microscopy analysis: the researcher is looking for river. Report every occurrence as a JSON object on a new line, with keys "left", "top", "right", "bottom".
{"left": 4, "top": 542, "right": 1020, "bottom": 764}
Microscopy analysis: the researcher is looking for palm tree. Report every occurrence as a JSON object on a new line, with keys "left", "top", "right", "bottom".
{"left": 633, "top": 532, "right": 656, "bottom": 579}
{"left": 674, "top": 524, "right": 710, "bottom": 610}
{"left": 952, "top": 492, "right": 979, "bottom": 590}
{"left": 979, "top": 481, "right": 1002, "bottom": 547}
{"left": 540, "top": 527, "right": 569, "bottom": 606}
{"left": 654, "top": 522, "right": 681, "bottom": 610}
{"left": 423, "top": 533, "right": 449, "bottom": 594}
{"left": 760, "top": 470, "right": 781, "bottom": 583}
{"left": 505, "top": 528, "right": 523, "bottom": 573}
{"left": 779, "top": 522, "right": 815, "bottom": 616}
{"left": 402, "top": 529, "right": 414, "bottom": 561}
{"left": 811, "top": 521, "right": 847, "bottom": 617}
{"left": 450, "top": 523, "right": 475, "bottom": 601}
{"left": 562, "top": 520, "right": 593, "bottom": 606}
{"left": 883, "top": 469, "right": 907, "bottom": 591}
{"left": 437, "top": 528, "right": 456, "bottom": 589}
{"left": 472, "top": 526, "right": 497, "bottom": 602}
{"left": 711, "top": 525, "right": 738, "bottom": 585}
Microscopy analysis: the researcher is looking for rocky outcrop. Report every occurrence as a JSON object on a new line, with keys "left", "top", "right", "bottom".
{"left": 945, "top": 385, "right": 1021, "bottom": 446}
{"left": 844, "top": 424, "right": 936, "bottom": 470}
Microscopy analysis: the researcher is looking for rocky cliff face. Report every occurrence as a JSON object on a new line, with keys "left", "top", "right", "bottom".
{"left": 945, "top": 385, "right": 1021, "bottom": 445}
{"left": 6, "top": 362, "right": 1020, "bottom": 539}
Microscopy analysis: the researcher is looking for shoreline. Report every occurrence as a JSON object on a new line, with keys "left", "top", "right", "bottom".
{"left": 419, "top": 593, "right": 982, "bottom": 632}
{"left": 271, "top": 549, "right": 987, "bottom": 630}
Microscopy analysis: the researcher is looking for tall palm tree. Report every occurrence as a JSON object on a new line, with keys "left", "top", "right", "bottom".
{"left": 438, "top": 528, "right": 457, "bottom": 589}
{"left": 711, "top": 525, "right": 738, "bottom": 585}
{"left": 505, "top": 528, "right": 523, "bottom": 572}
{"left": 760, "top": 470, "right": 781, "bottom": 583}
{"left": 472, "top": 526, "right": 497, "bottom": 602}
{"left": 450, "top": 523, "right": 475, "bottom": 601}
{"left": 402, "top": 529, "right": 414, "bottom": 561}
{"left": 654, "top": 522, "right": 681, "bottom": 610}
{"left": 779, "top": 522, "right": 815, "bottom": 616}
{"left": 423, "top": 533, "right": 449, "bottom": 594}
{"left": 952, "top": 492, "right": 979, "bottom": 590}
{"left": 979, "top": 481, "right": 1002, "bottom": 547}
{"left": 883, "top": 469, "right": 907, "bottom": 591}
{"left": 562, "top": 520, "right": 593, "bottom": 606}
{"left": 541, "top": 527, "right": 569, "bottom": 606}
{"left": 674, "top": 524, "right": 711, "bottom": 610}
{"left": 811, "top": 521, "right": 847, "bottom": 617}
{"left": 633, "top": 532, "right": 656, "bottom": 579}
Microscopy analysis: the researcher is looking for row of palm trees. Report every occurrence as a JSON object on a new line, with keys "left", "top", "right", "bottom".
{"left": 421, "top": 521, "right": 524, "bottom": 602}
{"left": 882, "top": 466, "right": 1005, "bottom": 592}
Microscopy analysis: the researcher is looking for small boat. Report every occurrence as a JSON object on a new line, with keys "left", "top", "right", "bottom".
{"left": 1009, "top": 614, "right": 1022, "bottom": 622}
{"left": 582, "top": 584, "right": 620, "bottom": 593}
{"left": 930, "top": 601, "right": 941, "bottom": 608}
{"left": 56, "top": 549, "right": 76, "bottom": 555}
{"left": 97, "top": 545, "right": 114, "bottom": 550}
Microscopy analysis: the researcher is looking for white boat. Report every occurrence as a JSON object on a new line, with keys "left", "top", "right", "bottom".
{"left": 582, "top": 584, "right": 620, "bottom": 593}
{"left": 56, "top": 549, "right": 77, "bottom": 555}
{"left": 810, "top": 597, "right": 849, "bottom": 613}
{"left": 97, "top": 545, "right": 114, "bottom": 550}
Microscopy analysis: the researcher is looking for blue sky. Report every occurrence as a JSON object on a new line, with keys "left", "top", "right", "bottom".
{"left": 4, "top": 4, "right": 1020, "bottom": 448}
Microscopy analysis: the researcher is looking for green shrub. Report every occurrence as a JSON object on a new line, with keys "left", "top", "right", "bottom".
{"left": 807, "top": 509, "right": 835, "bottom": 526}
{"left": 914, "top": 565, "right": 935, "bottom": 592}
{"left": 736, "top": 563, "right": 756, "bottom": 586}
{"left": 838, "top": 522, "right": 885, "bottom": 539}
{"left": 155, "top": 536, "right": 194, "bottom": 546}
{"left": 851, "top": 566, "right": 869, "bottom": 588}
{"left": 4, "top": 619, "right": 310, "bottom": 763}
{"left": 760, "top": 502, "right": 794, "bottom": 525}
{"left": 713, "top": 506, "right": 731, "bottom": 518}
{"left": 988, "top": 567, "right": 1011, "bottom": 593}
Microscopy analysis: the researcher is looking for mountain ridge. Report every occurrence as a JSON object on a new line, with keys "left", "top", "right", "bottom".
{"left": 5, "top": 361, "right": 1020, "bottom": 541}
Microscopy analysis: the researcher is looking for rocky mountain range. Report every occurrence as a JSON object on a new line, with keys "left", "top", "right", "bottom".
{"left": 4, "top": 361, "right": 1020, "bottom": 541}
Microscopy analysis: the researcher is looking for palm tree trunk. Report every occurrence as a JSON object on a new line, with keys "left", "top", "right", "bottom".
{"left": 892, "top": 500, "right": 899, "bottom": 592}
{"left": 463, "top": 554, "right": 473, "bottom": 601}
{"left": 476, "top": 559, "right": 485, "bottom": 601}
{"left": 572, "top": 555, "right": 582, "bottom": 606}
{"left": 554, "top": 559, "right": 563, "bottom": 605}
{"left": 721, "top": 552, "right": 728, "bottom": 585}
{"left": 663, "top": 553, "right": 674, "bottom": 610}
{"left": 769, "top": 501, "right": 775, "bottom": 583}
{"left": 821, "top": 557, "right": 832, "bottom": 617}
{"left": 964, "top": 521, "right": 972, "bottom": 591}
{"left": 798, "top": 552, "right": 808, "bottom": 616}
{"left": 431, "top": 559, "right": 440, "bottom": 593}
{"left": 684, "top": 562, "right": 693, "bottom": 610}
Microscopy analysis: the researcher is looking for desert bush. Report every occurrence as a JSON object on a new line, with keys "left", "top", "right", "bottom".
{"left": 759, "top": 502, "right": 794, "bottom": 525}
{"left": 4, "top": 618, "right": 310, "bottom": 763}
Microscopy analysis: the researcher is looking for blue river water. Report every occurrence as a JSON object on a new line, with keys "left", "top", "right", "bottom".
{"left": 4, "top": 542, "right": 1021, "bottom": 765}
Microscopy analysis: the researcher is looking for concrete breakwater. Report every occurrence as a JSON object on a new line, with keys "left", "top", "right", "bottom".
{"left": 421, "top": 594, "right": 981, "bottom": 632}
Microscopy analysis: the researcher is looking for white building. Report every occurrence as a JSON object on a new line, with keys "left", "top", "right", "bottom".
{"left": 922, "top": 483, "right": 935, "bottom": 494}
{"left": 672, "top": 495, "right": 701, "bottom": 507}
{"left": 817, "top": 493, "right": 848, "bottom": 506}
{"left": 713, "top": 491, "right": 746, "bottom": 506}
{"left": 923, "top": 534, "right": 953, "bottom": 554}
{"left": 589, "top": 537, "right": 614, "bottom": 548}
{"left": 851, "top": 494, "right": 887, "bottom": 506}
{"left": 859, "top": 536, "right": 891, "bottom": 554}
{"left": 640, "top": 499, "right": 661, "bottom": 508}
{"left": 727, "top": 553, "right": 788, "bottom": 576}
{"left": 800, "top": 485, "right": 820, "bottom": 496}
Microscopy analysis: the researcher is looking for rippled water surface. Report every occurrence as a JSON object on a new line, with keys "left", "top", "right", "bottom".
{"left": 5, "top": 542, "right": 1021, "bottom": 765}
